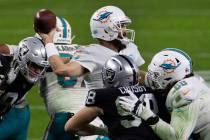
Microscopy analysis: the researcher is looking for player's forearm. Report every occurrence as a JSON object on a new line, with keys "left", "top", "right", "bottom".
{"left": 150, "top": 118, "right": 177, "bottom": 140}
{"left": 72, "top": 124, "right": 108, "bottom": 136}
{"left": 45, "top": 43, "right": 84, "bottom": 77}
{"left": 48, "top": 55, "right": 69, "bottom": 76}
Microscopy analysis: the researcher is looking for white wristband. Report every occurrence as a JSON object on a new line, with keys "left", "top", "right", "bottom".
{"left": 45, "top": 43, "right": 59, "bottom": 59}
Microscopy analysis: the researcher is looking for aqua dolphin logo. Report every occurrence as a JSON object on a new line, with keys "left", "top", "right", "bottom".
{"left": 93, "top": 11, "right": 113, "bottom": 22}
{"left": 160, "top": 63, "right": 180, "bottom": 70}
{"left": 160, "top": 59, "right": 181, "bottom": 73}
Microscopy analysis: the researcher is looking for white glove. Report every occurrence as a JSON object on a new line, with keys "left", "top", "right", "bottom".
{"left": 119, "top": 90, "right": 145, "bottom": 116}
{"left": 119, "top": 90, "right": 155, "bottom": 121}
{"left": 140, "top": 97, "right": 155, "bottom": 121}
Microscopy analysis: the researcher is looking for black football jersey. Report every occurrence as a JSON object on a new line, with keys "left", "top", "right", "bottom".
{"left": 85, "top": 85, "right": 161, "bottom": 140}
{"left": 0, "top": 54, "right": 34, "bottom": 116}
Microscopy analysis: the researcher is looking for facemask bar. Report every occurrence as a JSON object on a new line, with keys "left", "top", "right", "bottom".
{"left": 147, "top": 69, "right": 165, "bottom": 90}
{"left": 113, "top": 19, "right": 135, "bottom": 43}
{"left": 21, "top": 60, "right": 48, "bottom": 83}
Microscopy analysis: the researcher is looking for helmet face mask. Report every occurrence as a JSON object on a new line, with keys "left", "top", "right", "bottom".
{"left": 90, "top": 6, "right": 135, "bottom": 44}
{"left": 147, "top": 48, "right": 193, "bottom": 91}
{"left": 102, "top": 55, "right": 139, "bottom": 88}
{"left": 17, "top": 37, "right": 49, "bottom": 83}
{"left": 25, "top": 60, "right": 47, "bottom": 81}
{"left": 116, "top": 22, "right": 135, "bottom": 44}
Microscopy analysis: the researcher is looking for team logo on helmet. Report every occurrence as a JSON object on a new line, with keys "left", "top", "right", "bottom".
{"left": 93, "top": 11, "right": 113, "bottom": 23}
{"left": 104, "top": 68, "right": 115, "bottom": 82}
{"left": 160, "top": 59, "right": 181, "bottom": 73}
{"left": 18, "top": 44, "right": 29, "bottom": 61}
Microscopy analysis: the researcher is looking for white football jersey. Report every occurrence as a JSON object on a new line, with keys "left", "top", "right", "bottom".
{"left": 165, "top": 76, "right": 210, "bottom": 139}
{"left": 40, "top": 44, "right": 84, "bottom": 95}
{"left": 73, "top": 42, "right": 144, "bottom": 90}
{"left": 40, "top": 44, "right": 87, "bottom": 115}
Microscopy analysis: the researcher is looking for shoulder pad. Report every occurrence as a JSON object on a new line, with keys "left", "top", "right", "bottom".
{"left": 166, "top": 79, "right": 197, "bottom": 109}
{"left": 85, "top": 89, "right": 96, "bottom": 106}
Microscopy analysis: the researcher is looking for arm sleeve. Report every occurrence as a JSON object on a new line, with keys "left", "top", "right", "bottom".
{"left": 150, "top": 101, "right": 200, "bottom": 140}
{"left": 72, "top": 48, "right": 96, "bottom": 73}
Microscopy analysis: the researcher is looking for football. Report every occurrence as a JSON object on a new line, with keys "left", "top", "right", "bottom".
{"left": 33, "top": 9, "right": 56, "bottom": 34}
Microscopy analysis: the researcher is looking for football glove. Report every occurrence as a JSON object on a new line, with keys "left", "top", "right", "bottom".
{"left": 119, "top": 90, "right": 157, "bottom": 122}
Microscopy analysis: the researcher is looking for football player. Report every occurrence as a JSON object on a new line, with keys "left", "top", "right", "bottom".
{"left": 64, "top": 55, "right": 161, "bottom": 140}
{"left": 0, "top": 37, "right": 49, "bottom": 140}
{"left": 119, "top": 48, "right": 210, "bottom": 140}
{"left": 39, "top": 6, "right": 145, "bottom": 140}
{"left": 40, "top": 16, "right": 87, "bottom": 140}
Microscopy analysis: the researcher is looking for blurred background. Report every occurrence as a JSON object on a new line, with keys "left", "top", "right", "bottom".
{"left": 0, "top": 0, "right": 209, "bottom": 139}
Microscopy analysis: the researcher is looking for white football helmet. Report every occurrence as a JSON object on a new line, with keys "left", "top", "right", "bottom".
{"left": 146, "top": 48, "right": 193, "bottom": 90}
{"left": 90, "top": 6, "right": 135, "bottom": 44}
{"left": 53, "top": 17, "right": 73, "bottom": 44}
{"left": 102, "top": 55, "right": 139, "bottom": 87}
{"left": 17, "top": 37, "right": 49, "bottom": 83}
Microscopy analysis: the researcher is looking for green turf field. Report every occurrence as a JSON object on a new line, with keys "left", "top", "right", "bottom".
{"left": 0, "top": 0, "right": 210, "bottom": 139}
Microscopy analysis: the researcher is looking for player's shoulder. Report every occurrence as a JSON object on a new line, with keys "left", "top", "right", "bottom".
{"left": 85, "top": 86, "right": 131, "bottom": 106}
{"left": 84, "top": 44, "right": 101, "bottom": 49}
{"left": 166, "top": 76, "right": 201, "bottom": 110}
{"left": 0, "top": 53, "right": 14, "bottom": 66}
{"left": 0, "top": 54, "right": 14, "bottom": 81}
{"left": 127, "top": 42, "right": 138, "bottom": 48}
{"left": 75, "top": 44, "right": 100, "bottom": 54}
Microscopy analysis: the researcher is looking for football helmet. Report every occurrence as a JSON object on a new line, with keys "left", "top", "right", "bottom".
{"left": 17, "top": 37, "right": 49, "bottom": 83}
{"left": 146, "top": 48, "right": 193, "bottom": 90}
{"left": 90, "top": 6, "right": 135, "bottom": 44}
{"left": 102, "top": 55, "right": 139, "bottom": 87}
{"left": 53, "top": 17, "right": 73, "bottom": 44}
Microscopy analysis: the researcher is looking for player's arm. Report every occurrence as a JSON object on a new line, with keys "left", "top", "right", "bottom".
{"left": 148, "top": 102, "right": 199, "bottom": 140}
{"left": 0, "top": 44, "right": 17, "bottom": 55}
{"left": 119, "top": 86, "right": 199, "bottom": 140}
{"left": 64, "top": 106, "right": 108, "bottom": 136}
{"left": 38, "top": 30, "right": 87, "bottom": 77}
{"left": 139, "top": 70, "right": 146, "bottom": 85}
{"left": 47, "top": 53, "right": 86, "bottom": 76}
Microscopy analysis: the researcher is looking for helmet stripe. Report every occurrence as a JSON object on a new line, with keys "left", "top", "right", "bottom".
{"left": 59, "top": 17, "right": 67, "bottom": 38}
{"left": 163, "top": 48, "right": 193, "bottom": 73}
{"left": 119, "top": 55, "right": 137, "bottom": 85}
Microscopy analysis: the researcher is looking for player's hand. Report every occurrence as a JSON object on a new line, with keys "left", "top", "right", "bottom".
{"left": 118, "top": 90, "right": 145, "bottom": 116}
{"left": 119, "top": 90, "right": 155, "bottom": 121}
{"left": 38, "top": 27, "right": 57, "bottom": 45}
{"left": 139, "top": 97, "right": 155, "bottom": 121}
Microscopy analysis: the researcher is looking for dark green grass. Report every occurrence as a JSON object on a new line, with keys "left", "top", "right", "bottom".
{"left": 0, "top": 0, "right": 210, "bottom": 139}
